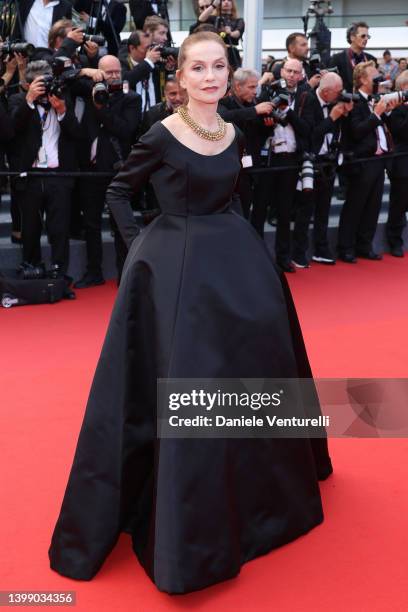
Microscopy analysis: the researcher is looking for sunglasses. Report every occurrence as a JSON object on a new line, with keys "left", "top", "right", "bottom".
{"left": 358, "top": 34, "right": 371, "bottom": 39}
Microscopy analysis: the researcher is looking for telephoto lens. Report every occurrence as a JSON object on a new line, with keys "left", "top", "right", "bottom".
{"left": 0, "top": 41, "right": 35, "bottom": 58}
{"left": 301, "top": 155, "right": 315, "bottom": 192}
{"left": 83, "top": 34, "right": 106, "bottom": 46}
{"left": 381, "top": 90, "right": 408, "bottom": 105}
{"left": 93, "top": 82, "right": 109, "bottom": 105}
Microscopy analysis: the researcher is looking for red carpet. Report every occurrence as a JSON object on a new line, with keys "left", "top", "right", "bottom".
{"left": 1, "top": 255, "right": 408, "bottom": 611}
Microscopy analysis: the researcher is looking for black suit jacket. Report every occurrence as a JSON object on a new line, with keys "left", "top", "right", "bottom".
{"left": 304, "top": 91, "right": 343, "bottom": 155}
{"left": 11, "top": 0, "right": 72, "bottom": 40}
{"left": 388, "top": 105, "right": 408, "bottom": 178}
{"left": 141, "top": 101, "right": 172, "bottom": 134}
{"left": 217, "top": 95, "right": 271, "bottom": 166}
{"left": 118, "top": 46, "right": 161, "bottom": 108}
{"left": 8, "top": 92, "right": 80, "bottom": 188}
{"left": 328, "top": 49, "right": 377, "bottom": 93}
{"left": 72, "top": 79, "right": 142, "bottom": 171}
{"left": 283, "top": 85, "right": 314, "bottom": 153}
{"left": 348, "top": 92, "right": 392, "bottom": 159}
{"left": 74, "top": 0, "right": 126, "bottom": 56}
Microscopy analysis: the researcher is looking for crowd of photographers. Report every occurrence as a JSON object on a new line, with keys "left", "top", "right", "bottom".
{"left": 1, "top": 5, "right": 408, "bottom": 294}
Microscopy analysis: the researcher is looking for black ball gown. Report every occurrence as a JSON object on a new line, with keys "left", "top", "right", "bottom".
{"left": 49, "top": 122, "right": 333, "bottom": 594}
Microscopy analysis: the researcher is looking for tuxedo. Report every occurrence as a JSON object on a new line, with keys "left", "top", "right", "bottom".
{"left": 8, "top": 92, "right": 81, "bottom": 270}
{"left": 386, "top": 104, "right": 408, "bottom": 248}
{"left": 328, "top": 49, "right": 377, "bottom": 93}
{"left": 10, "top": 0, "right": 72, "bottom": 41}
{"left": 74, "top": 0, "right": 126, "bottom": 56}
{"left": 118, "top": 46, "right": 162, "bottom": 113}
{"left": 250, "top": 85, "right": 313, "bottom": 266}
{"left": 293, "top": 91, "right": 344, "bottom": 261}
{"left": 338, "top": 92, "right": 391, "bottom": 256}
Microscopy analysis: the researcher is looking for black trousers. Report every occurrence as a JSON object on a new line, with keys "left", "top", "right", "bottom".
{"left": 338, "top": 158, "right": 385, "bottom": 255}
{"left": 79, "top": 176, "right": 111, "bottom": 275}
{"left": 386, "top": 176, "right": 408, "bottom": 248}
{"left": 20, "top": 175, "right": 72, "bottom": 271}
{"left": 251, "top": 153, "right": 299, "bottom": 263}
{"left": 293, "top": 171, "right": 335, "bottom": 257}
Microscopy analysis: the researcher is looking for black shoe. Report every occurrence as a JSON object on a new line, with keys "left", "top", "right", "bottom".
{"left": 356, "top": 250, "right": 382, "bottom": 261}
{"left": 48, "top": 263, "right": 64, "bottom": 279}
{"left": 63, "top": 287, "right": 76, "bottom": 300}
{"left": 312, "top": 250, "right": 336, "bottom": 265}
{"left": 277, "top": 260, "right": 296, "bottom": 273}
{"left": 338, "top": 252, "right": 357, "bottom": 264}
{"left": 74, "top": 272, "right": 106, "bottom": 289}
{"left": 292, "top": 254, "right": 310, "bottom": 268}
{"left": 11, "top": 233, "right": 22, "bottom": 244}
{"left": 390, "top": 245, "right": 404, "bottom": 258}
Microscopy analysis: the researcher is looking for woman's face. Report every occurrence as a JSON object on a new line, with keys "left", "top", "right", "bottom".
{"left": 179, "top": 41, "right": 229, "bottom": 105}
{"left": 222, "top": 0, "right": 233, "bottom": 12}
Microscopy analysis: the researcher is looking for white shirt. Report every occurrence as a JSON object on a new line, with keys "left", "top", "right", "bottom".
{"left": 30, "top": 104, "right": 63, "bottom": 168}
{"left": 316, "top": 89, "right": 333, "bottom": 156}
{"left": 24, "top": 0, "right": 59, "bottom": 48}
{"left": 359, "top": 89, "right": 388, "bottom": 153}
{"left": 131, "top": 57, "right": 156, "bottom": 111}
{"left": 269, "top": 94, "right": 297, "bottom": 154}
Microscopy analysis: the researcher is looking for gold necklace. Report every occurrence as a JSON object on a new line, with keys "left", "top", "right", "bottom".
{"left": 177, "top": 105, "right": 227, "bottom": 141}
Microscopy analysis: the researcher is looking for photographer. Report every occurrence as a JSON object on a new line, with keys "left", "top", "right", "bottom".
{"left": 143, "top": 16, "right": 178, "bottom": 100}
{"left": 272, "top": 32, "right": 321, "bottom": 90}
{"left": 11, "top": 0, "right": 73, "bottom": 48}
{"left": 337, "top": 61, "right": 400, "bottom": 263}
{"left": 119, "top": 30, "right": 162, "bottom": 117}
{"left": 141, "top": 75, "right": 184, "bottom": 132}
{"left": 218, "top": 68, "right": 274, "bottom": 218}
{"left": 292, "top": 72, "right": 353, "bottom": 267}
{"left": 73, "top": 55, "right": 142, "bottom": 288}
{"left": 329, "top": 22, "right": 377, "bottom": 93}
{"left": 386, "top": 70, "right": 408, "bottom": 257}
{"left": 48, "top": 19, "right": 100, "bottom": 68}
{"left": 130, "top": 0, "right": 169, "bottom": 31}
{"left": 251, "top": 58, "right": 313, "bottom": 272}
{"left": 189, "top": 0, "right": 218, "bottom": 35}
{"left": 8, "top": 59, "right": 81, "bottom": 284}
{"left": 76, "top": 0, "right": 126, "bottom": 56}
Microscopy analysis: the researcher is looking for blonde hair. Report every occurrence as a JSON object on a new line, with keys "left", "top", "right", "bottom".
{"left": 177, "top": 31, "right": 228, "bottom": 71}
{"left": 396, "top": 69, "right": 408, "bottom": 90}
{"left": 353, "top": 60, "right": 375, "bottom": 91}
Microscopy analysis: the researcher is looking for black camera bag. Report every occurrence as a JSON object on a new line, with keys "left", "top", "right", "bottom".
{"left": 0, "top": 270, "right": 66, "bottom": 308}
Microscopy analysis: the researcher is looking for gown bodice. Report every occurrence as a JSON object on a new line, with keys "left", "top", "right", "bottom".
{"left": 106, "top": 121, "right": 244, "bottom": 247}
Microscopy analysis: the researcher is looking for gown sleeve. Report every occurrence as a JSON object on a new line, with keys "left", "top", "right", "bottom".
{"left": 105, "top": 124, "right": 164, "bottom": 249}
{"left": 231, "top": 126, "right": 246, "bottom": 215}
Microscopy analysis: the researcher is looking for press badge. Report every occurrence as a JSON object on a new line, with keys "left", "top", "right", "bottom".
{"left": 36, "top": 146, "right": 48, "bottom": 168}
{"left": 242, "top": 154, "right": 253, "bottom": 168}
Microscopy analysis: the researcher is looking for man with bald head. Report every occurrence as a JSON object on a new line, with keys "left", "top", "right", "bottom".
{"left": 251, "top": 57, "right": 313, "bottom": 272}
{"left": 74, "top": 55, "right": 142, "bottom": 287}
{"left": 292, "top": 72, "right": 353, "bottom": 267}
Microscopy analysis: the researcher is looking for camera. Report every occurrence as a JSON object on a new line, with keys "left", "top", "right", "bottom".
{"left": 83, "top": 34, "right": 106, "bottom": 46}
{"left": 41, "top": 57, "right": 79, "bottom": 99}
{"left": 149, "top": 44, "right": 179, "bottom": 62}
{"left": 264, "top": 80, "right": 291, "bottom": 126}
{"left": 93, "top": 80, "right": 124, "bottom": 105}
{"left": 0, "top": 41, "right": 35, "bottom": 58}
{"left": 300, "top": 153, "right": 315, "bottom": 191}
{"left": 337, "top": 91, "right": 360, "bottom": 103}
{"left": 378, "top": 90, "right": 408, "bottom": 105}
{"left": 19, "top": 262, "right": 46, "bottom": 280}
{"left": 309, "top": 52, "right": 339, "bottom": 76}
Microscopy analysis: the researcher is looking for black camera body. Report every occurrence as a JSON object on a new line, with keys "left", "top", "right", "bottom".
{"left": 337, "top": 91, "right": 360, "bottom": 103}
{"left": 149, "top": 44, "right": 179, "bottom": 63}
{"left": 0, "top": 41, "right": 35, "bottom": 58}
{"left": 41, "top": 56, "right": 79, "bottom": 99}
{"left": 93, "top": 80, "right": 123, "bottom": 105}
{"left": 264, "top": 81, "right": 291, "bottom": 126}
{"left": 83, "top": 34, "right": 106, "bottom": 46}
{"left": 309, "top": 52, "right": 339, "bottom": 76}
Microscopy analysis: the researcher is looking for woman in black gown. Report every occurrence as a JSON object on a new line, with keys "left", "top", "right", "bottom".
{"left": 49, "top": 32, "right": 333, "bottom": 594}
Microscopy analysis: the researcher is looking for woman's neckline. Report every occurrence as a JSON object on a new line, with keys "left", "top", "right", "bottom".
{"left": 158, "top": 122, "right": 237, "bottom": 158}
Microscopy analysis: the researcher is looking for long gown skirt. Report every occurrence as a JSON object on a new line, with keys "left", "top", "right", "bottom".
{"left": 49, "top": 210, "right": 332, "bottom": 594}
